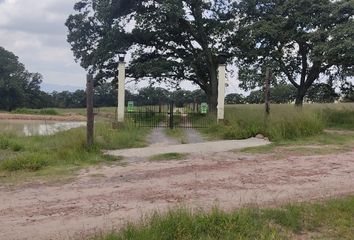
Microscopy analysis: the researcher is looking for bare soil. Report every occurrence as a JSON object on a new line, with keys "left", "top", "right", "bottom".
{"left": 0, "top": 150, "right": 353, "bottom": 240}
{"left": 0, "top": 113, "right": 85, "bottom": 122}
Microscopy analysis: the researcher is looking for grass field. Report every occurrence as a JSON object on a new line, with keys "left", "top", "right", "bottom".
{"left": 0, "top": 123, "right": 149, "bottom": 184}
{"left": 92, "top": 196, "right": 354, "bottom": 240}
{"left": 1, "top": 103, "right": 353, "bottom": 183}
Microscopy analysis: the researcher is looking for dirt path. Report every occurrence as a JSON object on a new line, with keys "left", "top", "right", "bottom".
{"left": 0, "top": 150, "right": 353, "bottom": 240}
{"left": 146, "top": 122, "right": 206, "bottom": 146}
{"left": 147, "top": 127, "right": 180, "bottom": 146}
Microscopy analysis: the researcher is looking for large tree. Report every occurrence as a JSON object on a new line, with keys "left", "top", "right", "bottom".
{"left": 0, "top": 47, "right": 47, "bottom": 111}
{"left": 234, "top": 0, "right": 354, "bottom": 106}
{"left": 66, "top": 0, "right": 235, "bottom": 110}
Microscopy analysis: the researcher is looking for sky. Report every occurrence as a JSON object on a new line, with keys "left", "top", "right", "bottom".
{"left": 0, "top": 0, "right": 239, "bottom": 93}
{"left": 0, "top": 0, "right": 87, "bottom": 89}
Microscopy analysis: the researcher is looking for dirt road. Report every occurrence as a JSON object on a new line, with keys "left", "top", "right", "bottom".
{"left": 0, "top": 151, "right": 353, "bottom": 240}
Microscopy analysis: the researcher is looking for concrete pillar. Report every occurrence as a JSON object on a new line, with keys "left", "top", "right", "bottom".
{"left": 117, "top": 61, "right": 126, "bottom": 122}
{"left": 217, "top": 64, "right": 226, "bottom": 123}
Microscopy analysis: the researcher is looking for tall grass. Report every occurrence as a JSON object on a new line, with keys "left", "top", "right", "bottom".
{"left": 92, "top": 196, "right": 354, "bottom": 240}
{"left": 321, "top": 109, "right": 354, "bottom": 130}
{"left": 203, "top": 105, "right": 324, "bottom": 141}
{"left": 202, "top": 104, "right": 354, "bottom": 141}
{"left": 0, "top": 123, "right": 149, "bottom": 172}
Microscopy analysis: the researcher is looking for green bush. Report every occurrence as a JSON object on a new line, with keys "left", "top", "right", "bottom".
{"left": 39, "top": 109, "right": 59, "bottom": 115}
{"left": 12, "top": 108, "right": 59, "bottom": 115}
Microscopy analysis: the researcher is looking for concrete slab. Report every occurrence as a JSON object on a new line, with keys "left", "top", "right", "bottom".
{"left": 105, "top": 138, "right": 271, "bottom": 158}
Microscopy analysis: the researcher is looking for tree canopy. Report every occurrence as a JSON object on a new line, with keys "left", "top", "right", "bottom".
{"left": 66, "top": 0, "right": 236, "bottom": 109}
{"left": 235, "top": 0, "right": 354, "bottom": 105}
{"left": 66, "top": 0, "right": 354, "bottom": 107}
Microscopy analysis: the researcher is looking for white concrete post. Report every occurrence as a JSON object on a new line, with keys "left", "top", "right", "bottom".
{"left": 117, "top": 61, "right": 126, "bottom": 123}
{"left": 217, "top": 64, "right": 226, "bottom": 123}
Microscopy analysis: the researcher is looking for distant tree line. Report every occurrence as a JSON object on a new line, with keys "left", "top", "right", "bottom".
{"left": 49, "top": 86, "right": 208, "bottom": 109}
{"left": 226, "top": 83, "right": 341, "bottom": 105}
{"left": 1, "top": 46, "right": 353, "bottom": 111}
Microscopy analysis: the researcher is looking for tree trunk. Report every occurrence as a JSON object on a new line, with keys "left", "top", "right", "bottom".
{"left": 295, "top": 87, "right": 307, "bottom": 106}
{"left": 209, "top": 65, "right": 218, "bottom": 112}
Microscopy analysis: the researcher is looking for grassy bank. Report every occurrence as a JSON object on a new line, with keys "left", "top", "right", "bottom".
{"left": 201, "top": 103, "right": 354, "bottom": 141}
{"left": 12, "top": 108, "right": 59, "bottom": 115}
{"left": 92, "top": 196, "right": 354, "bottom": 240}
{"left": 240, "top": 131, "right": 354, "bottom": 157}
{"left": 0, "top": 123, "right": 149, "bottom": 183}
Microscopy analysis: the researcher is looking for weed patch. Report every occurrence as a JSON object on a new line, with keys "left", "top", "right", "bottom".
{"left": 1, "top": 153, "right": 49, "bottom": 171}
{"left": 150, "top": 153, "right": 188, "bottom": 161}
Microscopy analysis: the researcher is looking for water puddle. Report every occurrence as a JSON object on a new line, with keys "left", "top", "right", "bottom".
{"left": 0, "top": 120, "right": 86, "bottom": 136}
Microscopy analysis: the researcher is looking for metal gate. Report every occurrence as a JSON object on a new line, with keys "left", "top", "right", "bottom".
{"left": 125, "top": 102, "right": 214, "bottom": 129}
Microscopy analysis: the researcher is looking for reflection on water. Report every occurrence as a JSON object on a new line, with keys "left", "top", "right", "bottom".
{"left": 0, "top": 120, "right": 86, "bottom": 136}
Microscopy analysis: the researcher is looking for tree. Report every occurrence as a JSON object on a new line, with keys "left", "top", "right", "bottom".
{"left": 340, "top": 82, "right": 354, "bottom": 102}
{"left": 66, "top": 0, "right": 236, "bottom": 110}
{"left": 306, "top": 83, "right": 339, "bottom": 103}
{"left": 0, "top": 46, "right": 47, "bottom": 111}
{"left": 235, "top": 0, "right": 354, "bottom": 106}
{"left": 94, "top": 82, "right": 117, "bottom": 107}
{"left": 225, "top": 93, "right": 245, "bottom": 104}
{"left": 170, "top": 90, "right": 193, "bottom": 107}
{"left": 245, "top": 90, "right": 264, "bottom": 104}
{"left": 271, "top": 84, "right": 297, "bottom": 104}
{"left": 134, "top": 87, "right": 170, "bottom": 106}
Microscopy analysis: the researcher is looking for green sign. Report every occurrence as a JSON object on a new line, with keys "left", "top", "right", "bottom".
{"left": 127, "top": 101, "right": 134, "bottom": 112}
{"left": 201, "top": 103, "right": 208, "bottom": 114}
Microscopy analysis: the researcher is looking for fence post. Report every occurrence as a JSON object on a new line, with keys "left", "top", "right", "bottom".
{"left": 86, "top": 74, "right": 94, "bottom": 147}
{"left": 265, "top": 67, "right": 271, "bottom": 116}
{"left": 169, "top": 102, "right": 174, "bottom": 129}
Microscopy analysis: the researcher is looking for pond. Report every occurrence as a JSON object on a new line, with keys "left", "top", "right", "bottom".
{"left": 0, "top": 120, "right": 86, "bottom": 136}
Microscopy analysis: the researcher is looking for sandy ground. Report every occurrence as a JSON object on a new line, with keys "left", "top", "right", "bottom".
{"left": 0, "top": 113, "right": 85, "bottom": 121}
{"left": 0, "top": 150, "right": 353, "bottom": 240}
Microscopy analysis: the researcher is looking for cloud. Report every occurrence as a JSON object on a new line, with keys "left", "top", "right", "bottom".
{"left": 0, "top": 0, "right": 86, "bottom": 87}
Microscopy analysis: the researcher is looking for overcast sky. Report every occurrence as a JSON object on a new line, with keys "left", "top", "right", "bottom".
{"left": 0, "top": 0, "right": 87, "bottom": 88}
